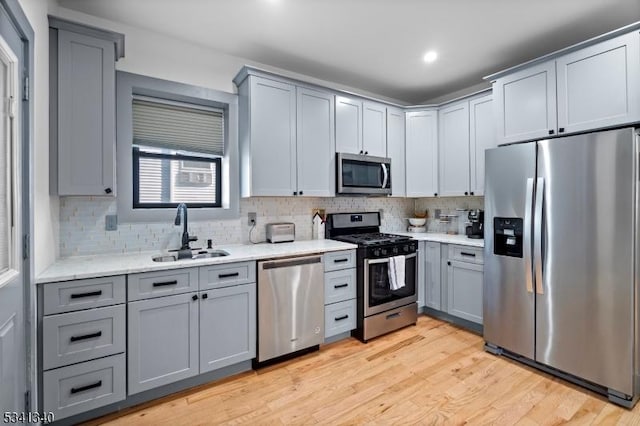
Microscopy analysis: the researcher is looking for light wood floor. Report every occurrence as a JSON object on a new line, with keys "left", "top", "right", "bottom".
{"left": 85, "top": 316, "right": 640, "bottom": 425}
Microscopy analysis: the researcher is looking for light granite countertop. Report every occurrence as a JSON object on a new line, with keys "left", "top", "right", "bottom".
{"left": 394, "top": 232, "right": 484, "bottom": 248}
{"left": 37, "top": 239, "right": 358, "bottom": 284}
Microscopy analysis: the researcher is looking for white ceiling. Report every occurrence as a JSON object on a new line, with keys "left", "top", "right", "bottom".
{"left": 58, "top": 0, "right": 640, "bottom": 104}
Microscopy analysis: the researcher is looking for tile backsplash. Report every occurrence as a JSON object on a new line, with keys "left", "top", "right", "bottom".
{"left": 59, "top": 195, "right": 484, "bottom": 257}
{"left": 59, "top": 196, "right": 414, "bottom": 257}
{"left": 415, "top": 196, "right": 484, "bottom": 233}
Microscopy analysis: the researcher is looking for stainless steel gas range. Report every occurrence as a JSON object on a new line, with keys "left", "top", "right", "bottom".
{"left": 325, "top": 212, "right": 418, "bottom": 342}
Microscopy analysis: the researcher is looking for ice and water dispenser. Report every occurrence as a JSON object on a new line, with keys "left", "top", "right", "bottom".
{"left": 494, "top": 218, "right": 523, "bottom": 257}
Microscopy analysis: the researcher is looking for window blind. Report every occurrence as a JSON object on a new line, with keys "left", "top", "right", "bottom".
{"left": 132, "top": 97, "right": 224, "bottom": 156}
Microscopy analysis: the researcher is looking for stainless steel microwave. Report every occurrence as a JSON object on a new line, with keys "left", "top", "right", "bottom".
{"left": 336, "top": 153, "right": 392, "bottom": 196}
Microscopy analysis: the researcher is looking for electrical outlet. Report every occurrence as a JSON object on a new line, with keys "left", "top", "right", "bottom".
{"left": 105, "top": 214, "right": 118, "bottom": 231}
{"left": 248, "top": 212, "right": 257, "bottom": 226}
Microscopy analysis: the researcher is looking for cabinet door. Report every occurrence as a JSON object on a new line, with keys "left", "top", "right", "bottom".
{"left": 405, "top": 110, "right": 438, "bottom": 197}
{"left": 447, "top": 260, "right": 483, "bottom": 324}
{"left": 57, "top": 30, "right": 115, "bottom": 196}
{"left": 362, "top": 102, "right": 387, "bottom": 157}
{"left": 335, "top": 96, "right": 363, "bottom": 154}
{"left": 439, "top": 101, "right": 470, "bottom": 196}
{"left": 127, "top": 293, "right": 199, "bottom": 394}
{"left": 557, "top": 32, "right": 640, "bottom": 135}
{"left": 417, "top": 242, "right": 426, "bottom": 309}
{"left": 200, "top": 283, "right": 256, "bottom": 373}
{"left": 425, "top": 241, "right": 442, "bottom": 310}
{"left": 296, "top": 88, "right": 335, "bottom": 196}
{"left": 386, "top": 107, "right": 405, "bottom": 197}
{"left": 249, "top": 76, "right": 297, "bottom": 196}
{"left": 469, "top": 95, "right": 495, "bottom": 196}
{"left": 494, "top": 60, "right": 557, "bottom": 144}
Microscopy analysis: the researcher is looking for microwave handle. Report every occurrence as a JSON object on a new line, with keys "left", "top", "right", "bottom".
{"left": 381, "top": 163, "right": 388, "bottom": 189}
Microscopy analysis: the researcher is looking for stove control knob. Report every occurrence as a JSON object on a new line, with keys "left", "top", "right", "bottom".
{"left": 403, "top": 245, "right": 409, "bottom": 253}
{"left": 381, "top": 249, "right": 388, "bottom": 256}
{"left": 393, "top": 247, "right": 398, "bottom": 254}
{"left": 373, "top": 249, "right": 381, "bottom": 257}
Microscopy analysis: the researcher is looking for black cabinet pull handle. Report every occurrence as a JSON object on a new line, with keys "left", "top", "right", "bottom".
{"left": 153, "top": 280, "right": 178, "bottom": 287}
{"left": 334, "top": 315, "right": 349, "bottom": 321}
{"left": 70, "top": 290, "right": 102, "bottom": 299}
{"left": 70, "top": 380, "right": 102, "bottom": 394}
{"left": 202, "top": 293, "right": 208, "bottom": 299}
{"left": 464, "top": 192, "right": 468, "bottom": 196}
{"left": 192, "top": 294, "right": 198, "bottom": 301}
{"left": 333, "top": 258, "right": 349, "bottom": 263}
{"left": 334, "top": 283, "right": 349, "bottom": 289}
{"left": 460, "top": 252, "right": 476, "bottom": 257}
{"left": 434, "top": 193, "right": 438, "bottom": 197}
{"left": 104, "top": 188, "right": 112, "bottom": 194}
{"left": 548, "top": 129, "right": 555, "bottom": 135}
{"left": 558, "top": 127, "right": 565, "bottom": 133}
{"left": 386, "top": 312, "right": 401, "bottom": 319}
{"left": 364, "top": 151, "right": 368, "bottom": 155}
{"left": 70, "top": 331, "right": 102, "bottom": 342}
{"left": 299, "top": 191, "right": 304, "bottom": 195}
{"left": 447, "top": 261, "right": 451, "bottom": 266}
{"left": 359, "top": 150, "right": 363, "bottom": 154}
{"left": 470, "top": 191, "right": 474, "bottom": 195}
{"left": 218, "top": 272, "right": 240, "bottom": 279}
{"left": 293, "top": 191, "right": 298, "bottom": 196}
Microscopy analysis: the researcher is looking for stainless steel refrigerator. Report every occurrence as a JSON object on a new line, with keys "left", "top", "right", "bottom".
{"left": 484, "top": 127, "right": 640, "bottom": 407}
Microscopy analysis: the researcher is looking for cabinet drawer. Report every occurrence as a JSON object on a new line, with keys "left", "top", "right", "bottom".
{"left": 43, "top": 305, "right": 125, "bottom": 370}
{"left": 449, "top": 245, "right": 484, "bottom": 264}
{"left": 128, "top": 268, "right": 199, "bottom": 301}
{"left": 42, "top": 276, "right": 125, "bottom": 315}
{"left": 199, "top": 261, "right": 256, "bottom": 289}
{"left": 324, "top": 250, "right": 356, "bottom": 272}
{"left": 324, "top": 269, "right": 356, "bottom": 305}
{"left": 325, "top": 299, "right": 356, "bottom": 338}
{"left": 42, "top": 353, "right": 125, "bottom": 421}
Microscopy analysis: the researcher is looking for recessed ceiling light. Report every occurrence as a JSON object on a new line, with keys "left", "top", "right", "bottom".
{"left": 423, "top": 51, "right": 438, "bottom": 64}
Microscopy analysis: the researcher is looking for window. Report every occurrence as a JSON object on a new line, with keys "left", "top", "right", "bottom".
{"left": 116, "top": 72, "right": 239, "bottom": 222}
{"left": 131, "top": 97, "right": 223, "bottom": 208}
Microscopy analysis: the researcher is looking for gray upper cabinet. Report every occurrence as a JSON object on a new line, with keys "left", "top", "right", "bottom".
{"left": 54, "top": 29, "right": 118, "bottom": 196}
{"left": 362, "top": 102, "right": 387, "bottom": 157}
{"left": 493, "top": 60, "right": 557, "bottom": 145}
{"left": 439, "top": 101, "right": 470, "bottom": 196}
{"left": 335, "top": 96, "right": 363, "bottom": 155}
{"left": 244, "top": 77, "right": 297, "bottom": 196}
{"left": 127, "top": 292, "right": 199, "bottom": 395}
{"left": 469, "top": 95, "right": 495, "bottom": 196}
{"left": 296, "top": 88, "right": 336, "bottom": 197}
{"left": 556, "top": 32, "right": 640, "bottom": 135}
{"left": 199, "top": 283, "right": 256, "bottom": 373}
{"left": 405, "top": 110, "right": 438, "bottom": 197}
{"left": 237, "top": 72, "right": 335, "bottom": 197}
{"left": 386, "top": 107, "right": 406, "bottom": 197}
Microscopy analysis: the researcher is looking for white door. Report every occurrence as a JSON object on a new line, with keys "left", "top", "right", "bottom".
{"left": 469, "top": 94, "right": 495, "bottom": 196}
{"left": 335, "top": 96, "right": 362, "bottom": 155}
{"left": 0, "top": 28, "right": 25, "bottom": 414}
{"left": 386, "top": 107, "right": 405, "bottom": 197}
{"left": 362, "top": 102, "right": 386, "bottom": 157}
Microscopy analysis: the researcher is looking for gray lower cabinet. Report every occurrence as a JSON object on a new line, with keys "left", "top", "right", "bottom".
{"left": 199, "top": 283, "right": 256, "bottom": 373}
{"left": 127, "top": 292, "right": 200, "bottom": 395}
{"left": 424, "top": 241, "right": 442, "bottom": 310}
{"left": 446, "top": 259, "right": 483, "bottom": 324}
{"left": 324, "top": 254, "right": 357, "bottom": 340}
{"left": 43, "top": 353, "right": 126, "bottom": 420}
{"left": 39, "top": 276, "right": 127, "bottom": 421}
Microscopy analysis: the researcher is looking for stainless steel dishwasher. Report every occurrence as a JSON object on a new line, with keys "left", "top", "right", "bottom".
{"left": 257, "top": 254, "right": 324, "bottom": 363}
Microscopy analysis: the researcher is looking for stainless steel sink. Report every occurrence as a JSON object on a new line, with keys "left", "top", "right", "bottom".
{"left": 152, "top": 249, "right": 229, "bottom": 262}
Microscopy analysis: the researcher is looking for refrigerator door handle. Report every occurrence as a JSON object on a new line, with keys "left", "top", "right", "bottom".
{"left": 524, "top": 178, "right": 535, "bottom": 293}
{"left": 534, "top": 177, "right": 545, "bottom": 294}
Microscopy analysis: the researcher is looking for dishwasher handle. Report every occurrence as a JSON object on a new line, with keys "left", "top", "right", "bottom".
{"left": 260, "top": 254, "right": 323, "bottom": 270}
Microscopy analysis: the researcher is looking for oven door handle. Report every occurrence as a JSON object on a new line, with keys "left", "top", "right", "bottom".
{"left": 365, "top": 252, "right": 417, "bottom": 265}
